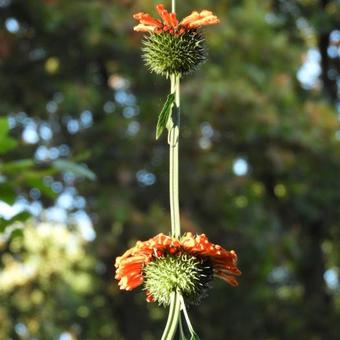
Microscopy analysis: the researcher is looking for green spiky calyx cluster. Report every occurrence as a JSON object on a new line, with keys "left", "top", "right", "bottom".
{"left": 142, "top": 30, "right": 207, "bottom": 77}
{"left": 143, "top": 253, "right": 213, "bottom": 306}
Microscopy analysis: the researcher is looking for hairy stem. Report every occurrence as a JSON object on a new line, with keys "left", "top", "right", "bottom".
{"left": 163, "top": 3, "right": 182, "bottom": 339}
{"left": 169, "top": 74, "right": 181, "bottom": 237}
{"left": 180, "top": 295, "right": 195, "bottom": 335}
{"left": 161, "top": 290, "right": 181, "bottom": 340}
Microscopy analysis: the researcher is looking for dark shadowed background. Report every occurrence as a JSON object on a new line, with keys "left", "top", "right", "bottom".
{"left": 0, "top": 0, "right": 339, "bottom": 339}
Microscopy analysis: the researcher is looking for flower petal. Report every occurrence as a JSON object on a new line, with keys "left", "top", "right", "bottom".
{"left": 188, "top": 16, "right": 220, "bottom": 28}
{"left": 215, "top": 272, "right": 239, "bottom": 286}
{"left": 133, "top": 24, "right": 156, "bottom": 32}
{"left": 156, "top": 4, "right": 172, "bottom": 27}
{"left": 180, "top": 11, "right": 200, "bottom": 26}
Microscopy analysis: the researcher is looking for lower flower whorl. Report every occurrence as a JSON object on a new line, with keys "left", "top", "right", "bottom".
{"left": 114, "top": 232, "right": 241, "bottom": 305}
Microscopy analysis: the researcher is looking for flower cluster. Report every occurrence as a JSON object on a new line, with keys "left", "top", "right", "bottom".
{"left": 132, "top": 4, "right": 220, "bottom": 77}
{"left": 115, "top": 233, "right": 240, "bottom": 305}
{"left": 133, "top": 4, "right": 220, "bottom": 35}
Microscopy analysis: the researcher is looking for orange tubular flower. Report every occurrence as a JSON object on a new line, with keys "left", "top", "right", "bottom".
{"left": 133, "top": 3, "right": 219, "bottom": 34}
{"left": 133, "top": 3, "right": 220, "bottom": 76}
{"left": 115, "top": 233, "right": 240, "bottom": 304}
{"left": 181, "top": 233, "right": 241, "bottom": 287}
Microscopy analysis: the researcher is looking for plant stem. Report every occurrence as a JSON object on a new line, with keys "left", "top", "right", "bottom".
{"left": 161, "top": 290, "right": 181, "bottom": 340}
{"left": 180, "top": 295, "right": 195, "bottom": 335}
{"left": 169, "top": 74, "right": 181, "bottom": 237}
{"left": 178, "top": 313, "right": 186, "bottom": 339}
{"left": 181, "top": 295, "right": 201, "bottom": 338}
{"left": 163, "top": 3, "right": 182, "bottom": 340}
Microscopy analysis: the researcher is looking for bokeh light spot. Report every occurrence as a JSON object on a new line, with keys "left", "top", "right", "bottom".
{"left": 233, "top": 158, "right": 248, "bottom": 176}
{"left": 45, "top": 57, "right": 60, "bottom": 74}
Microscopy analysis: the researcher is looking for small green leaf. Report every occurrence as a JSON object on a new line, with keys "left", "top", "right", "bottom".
{"left": 0, "top": 117, "right": 17, "bottom": 155}
{"left": 0, "top": 184, "right": 16, "bottom": 204}
{"left": 0, "top": 211, "right": 31, "bottom": 233}
{"left": 0, "top": 138, "right": 17, "bottom": 155}
{"left": 53, "top": 159, "right": 96, "bottom": 180}
{"left": 0, "top": 117, "right": 9, "bottom": 136}
{"left": 10, "top": 228, "right": 24, "bottom": 240}
{"left": 0, "top": 159, "right": 35, "bottom": 173}
{"left": 156, "top": 93, "right": 175, "bottom": 140}
{"left": 190, "top": 333, "right": 200, "bottom": 340}
{"left": 13, "top": 211, "right": 31, "bottom": 222}
{"left": 0, "top": 219, "right": 9, "bottom": 233}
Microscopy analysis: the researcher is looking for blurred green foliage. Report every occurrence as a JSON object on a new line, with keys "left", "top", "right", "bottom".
{"left": 0, "top": 0, "right": 339, "bottom": 339}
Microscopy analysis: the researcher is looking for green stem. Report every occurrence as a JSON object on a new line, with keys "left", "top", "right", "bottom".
{"left": 169, "top": 74, "right": 181, "bottom": 237}
{"left": 161, "top": 290, "right": 181, "bottom": 340}
{"left": 179, "top": 314, "right": 186, "bottom": 339}
{"left": 180, "top": 295, "right": 197, "bottom": 336}
{"left": 163, "top": 3, "right": 182, "bottom": 339}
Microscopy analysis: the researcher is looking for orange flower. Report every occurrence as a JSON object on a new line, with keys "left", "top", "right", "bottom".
{"left": 133, "top": 4, "right": 219, "bottom": 34}
{"left": 115, "top": 232, "right": 240, "bottom": 300}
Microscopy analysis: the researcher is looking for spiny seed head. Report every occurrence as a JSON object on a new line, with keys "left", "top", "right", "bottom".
{"left": 142, "top": 30, "right": 207, "bottom": 77}
{"left": 143, "top": 253, "right": 213, "bottom": 306}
